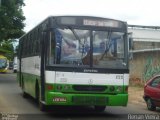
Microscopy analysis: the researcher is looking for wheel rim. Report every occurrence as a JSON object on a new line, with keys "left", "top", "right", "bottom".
{"left": 147, "top": 99, "right": 152, "bottom": 109}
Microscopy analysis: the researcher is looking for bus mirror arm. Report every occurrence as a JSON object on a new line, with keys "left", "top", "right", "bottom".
{"left": 127, "top": 33, "right": 133, "bottom": 60}
{"left": 127, "top": 33, "right": 133, "bottom": 50}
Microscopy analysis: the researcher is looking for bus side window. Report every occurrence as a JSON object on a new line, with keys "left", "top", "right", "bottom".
{"left": 20, "top": 39, "right": 23, "bottom": 57}
{"left": 24, "top": 37, "right": 27, "bottom": 57}
{"left": 30, "top": 33, "right": 33, "bottom": 55}
{"left": 35, "top": 30, "right": 38, "bottom": 55}
{"left": 26, "top": 34, "right": 30, "bottom": 56}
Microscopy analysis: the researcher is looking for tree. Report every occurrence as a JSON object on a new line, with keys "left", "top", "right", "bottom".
{"left": 0, "top": 0, "right": 25, "bottom": 41}
{"left": 0, "top": 40, "right": 14, "bottom": 60}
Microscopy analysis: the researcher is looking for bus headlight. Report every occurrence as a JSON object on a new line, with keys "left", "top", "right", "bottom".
{"left": 109, "top": 86, "right": 115, "bottom": 92}
{"left": 116, "top": 86, "right": 123, "bottom": 92}
{"left": 57, "top": 85, "right": 63, "bottom": 90}
{"left": 64, "top": 85, "right": 70, "bottom": 90}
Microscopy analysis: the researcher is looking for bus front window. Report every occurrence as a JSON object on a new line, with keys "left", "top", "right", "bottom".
{"left": 0, "top": 59, "right": 7, "bottom": 68}
{"left": 55, "top": 28, "right": 90, "bottom": 65}
{"left": 93, "top": 31, "right": 126, "bottom": 68}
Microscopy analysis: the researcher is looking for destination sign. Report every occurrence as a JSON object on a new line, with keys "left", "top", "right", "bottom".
{"left": 83, "top": 19, "right": 119, "bottom": 27}
{"left": 56, "top": 16, "right": 125, "bottom": 29}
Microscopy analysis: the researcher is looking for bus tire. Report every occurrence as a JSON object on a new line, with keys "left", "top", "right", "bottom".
{"left": 36, "top": 83, "right": 46, "bottom": 111}
{"left": 22, "top": 79, "right": 28, "bottom": 98}
{"left": 23, "top": 91, "right": 29, "bottom": 98}
{"left": 94, "top": 106, "right": 106, "bottom": 112}
{"left": 39, "top": 102, "right": 46, "bottom": 112}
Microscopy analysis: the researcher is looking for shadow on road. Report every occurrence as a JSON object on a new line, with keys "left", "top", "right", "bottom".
{"left": 21, "top": 94, "right": 125, "bottom": 119}
{"left": 46, "top": 107, "right": 124, "bottom": 120}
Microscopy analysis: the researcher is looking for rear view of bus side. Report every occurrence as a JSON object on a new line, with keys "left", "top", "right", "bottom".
{"left": 17, "top": 16, "right": 129, "bottom": 112}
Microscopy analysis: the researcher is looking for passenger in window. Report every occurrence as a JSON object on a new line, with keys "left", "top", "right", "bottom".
{"left": 61, "top": 40, "right": 76, "bottom": 57}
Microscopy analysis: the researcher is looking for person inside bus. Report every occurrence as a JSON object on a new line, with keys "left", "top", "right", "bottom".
{"left": 62, "top": 39, "right": 76, "bottom": 55}
{"left": 60, "top": 38, "right": 77, "bottom": 64}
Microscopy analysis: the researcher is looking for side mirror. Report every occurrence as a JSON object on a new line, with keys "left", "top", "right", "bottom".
{"left": 129, "top": 38, "right": 133, "bottom": 50}
{"left": 127, "top": 32, "right": 133, "bottom": 50}
{"left": 128, "top": 33, "right": 133, "bottom": 59}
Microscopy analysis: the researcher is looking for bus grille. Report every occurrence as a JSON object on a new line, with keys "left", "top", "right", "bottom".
{"left": 72, "top": 85, "right": 107, "bottom": 92}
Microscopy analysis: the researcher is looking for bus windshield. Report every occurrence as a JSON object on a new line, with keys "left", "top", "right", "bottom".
{"left": 0, "top": 59, "right": 7, "bottom": 68}
{"left": 52, "top": 28, "right": 126, "bottom": 68}
{"left": 92, "top": 31, "right": 125, "bottom": 68}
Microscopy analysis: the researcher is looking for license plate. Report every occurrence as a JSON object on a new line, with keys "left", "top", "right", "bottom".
{"left": 72, "top": 96, "right": 108, "bottom": 105}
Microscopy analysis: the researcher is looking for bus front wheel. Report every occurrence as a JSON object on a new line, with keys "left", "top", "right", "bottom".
{"left": 36, "top": 83, "right": 46, "bottom": 111}
{"left": 22, "top": 80, "right": 28, "bottom": 98}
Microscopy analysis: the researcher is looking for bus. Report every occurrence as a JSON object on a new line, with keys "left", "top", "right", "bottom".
{"left": 18, "top": 16, "right": 129, "bottom": 112}
{"left": 0, "top": 55, "right": 9, "bottom": 73}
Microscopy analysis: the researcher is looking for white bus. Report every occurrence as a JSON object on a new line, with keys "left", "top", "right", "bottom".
{"left": 18, "top": 16, "right": 129, "bottom": 112}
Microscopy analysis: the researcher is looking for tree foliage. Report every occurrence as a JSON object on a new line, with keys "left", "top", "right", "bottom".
{"left": 0, "top": 40, "right": 14, "bottom": 60}
{"left": 0, "top": 0, "right": 26, "bottom": 41}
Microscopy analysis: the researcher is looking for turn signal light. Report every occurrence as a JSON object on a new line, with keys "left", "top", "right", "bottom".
{"left": 47, "top": 85, "right": 53, "bottom": 90}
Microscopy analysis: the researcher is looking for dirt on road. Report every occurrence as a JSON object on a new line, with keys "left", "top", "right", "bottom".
{"left": 128, "top": 86, "right": 146, "bottom": 106}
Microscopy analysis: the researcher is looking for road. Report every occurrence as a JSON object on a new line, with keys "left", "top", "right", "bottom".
{"left": 0, "top": 71, "right": 159, "bottom": 120}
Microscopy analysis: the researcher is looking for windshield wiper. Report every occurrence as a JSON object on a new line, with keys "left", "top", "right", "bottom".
{"left": 69, "top": 28, "right": 82, "bottom": 44}
{"left": 100, "top": 30, "right": 112, "bottom": 60}
{"left": 69, "top": 28, "right": 86, "bottom": 59}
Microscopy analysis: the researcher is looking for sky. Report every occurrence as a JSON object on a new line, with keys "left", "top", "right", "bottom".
{"left": 23, "top": 0, "right": 160, "bottom": 32}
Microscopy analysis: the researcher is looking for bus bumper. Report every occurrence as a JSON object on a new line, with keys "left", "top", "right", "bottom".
{"left": 45, "top": 92, "right": 128, "bottom": 106}
{"left": 0, "top": 69, "right": 7, "bottom": 73}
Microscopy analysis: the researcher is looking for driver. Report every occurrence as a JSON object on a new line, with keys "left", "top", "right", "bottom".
{"left": 61, "top": 39, "right": 77, "bottom": 57}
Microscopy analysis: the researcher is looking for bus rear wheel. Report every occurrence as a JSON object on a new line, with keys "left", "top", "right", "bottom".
{"left": 36, "top": 84, "right": 46, "bottom": 111}
{"left": 94, "top": 106, "right": 106, "bottom": 112}
{"left": 22, "top": 80, "right": 28, "bottom": 98}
